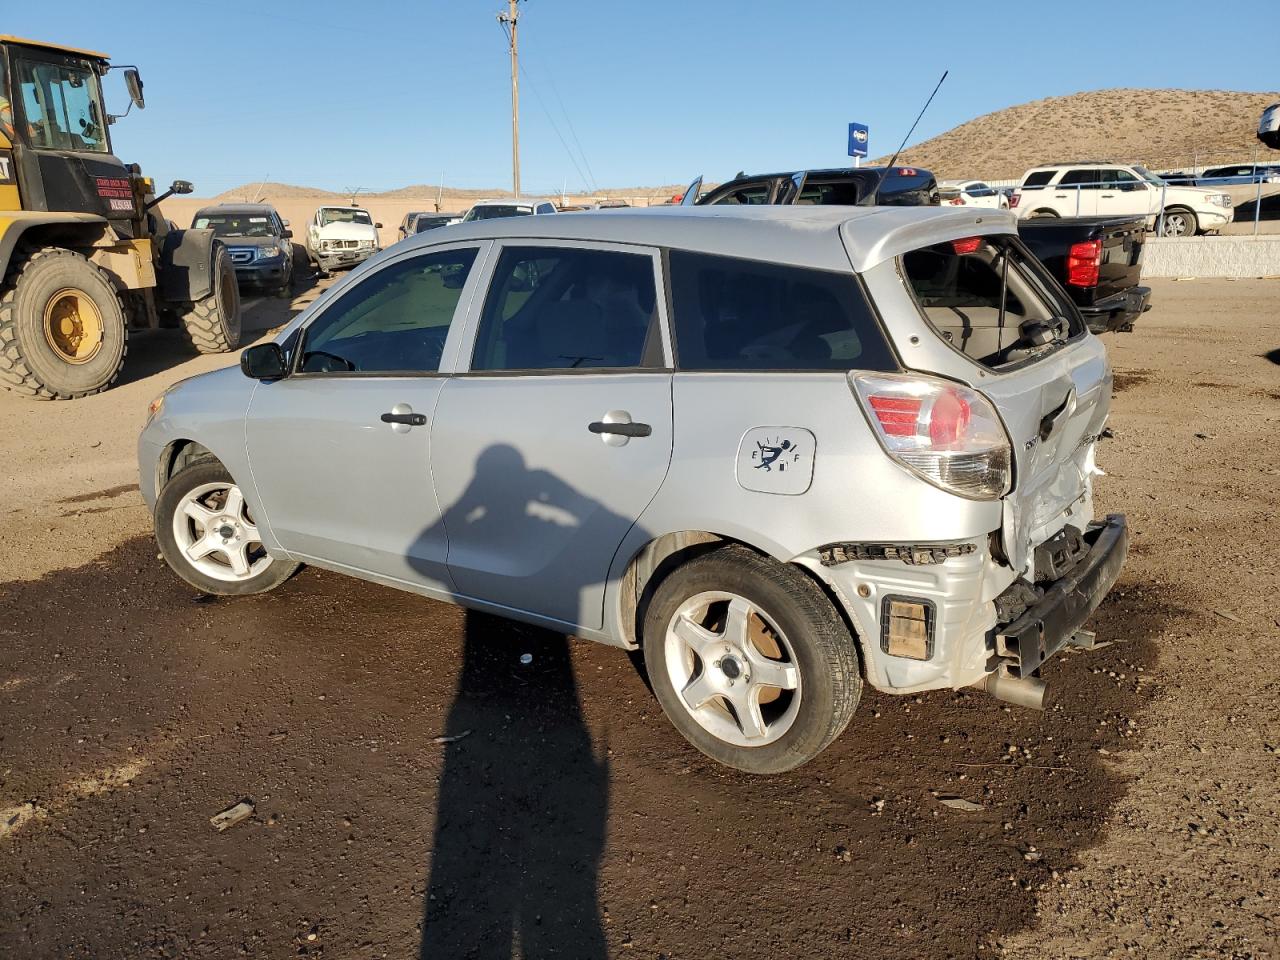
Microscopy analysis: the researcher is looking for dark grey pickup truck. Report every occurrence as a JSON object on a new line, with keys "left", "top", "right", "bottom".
{"left": 1019, "top": 216, "right": 1151, "bottom": 334}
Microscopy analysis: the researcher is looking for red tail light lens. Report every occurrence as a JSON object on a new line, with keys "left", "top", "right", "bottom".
{"left": 928, "top": 388, "right": 971, "bottom": 445}
{"left": 852, "top": 373, "right": 1011, "bottom": 500}
{"left": 868, "top": 396, "right": 922, "bottom": 436}
{"left": 951, "top": 236, "right": 982, "bottom": 255}
{"left": 1008, "top": 194, "right": 1021, "bottom": 208}
{"left": 1066, "top": 239, "right": 1102, "bottom": 287}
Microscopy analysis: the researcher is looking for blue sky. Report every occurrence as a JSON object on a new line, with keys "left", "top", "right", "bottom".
{"left": 6, "top": 0, "right": 1278, "bottom": 195}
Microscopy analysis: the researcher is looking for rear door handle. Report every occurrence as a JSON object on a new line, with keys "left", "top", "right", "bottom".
{"left": 381, "top": 412, "right": 427, "bottom": 426}
{"left": 589, "top": 421, "right": 651, "bottom": 438}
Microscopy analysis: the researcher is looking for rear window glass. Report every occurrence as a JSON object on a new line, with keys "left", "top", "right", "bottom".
{"left": 668, "top": 251, "right": 895, "bottom": 372}
{"left": 1022, "top": 170, "right": 1054, "bottom": 188}
{"left": 900, "top": 235, "right": 1082, "bottom": 369}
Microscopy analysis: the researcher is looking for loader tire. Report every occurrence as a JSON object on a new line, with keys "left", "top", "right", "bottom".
{"left": 0, "top": 247, "right": 129, "bottom": 400}
{"left": 181, "top": 241, "right": 241, "bottom": 354}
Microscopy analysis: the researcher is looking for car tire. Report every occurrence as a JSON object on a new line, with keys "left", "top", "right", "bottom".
{"left": 181, "top": 242, "right": 241, "bottom": 354}
{"left": 641, "top": 545, "right": 861, "bottom": 774}
{"left": 155, "top": 459, "right": 301, "bottom": 596}
{"left": 1160, "top": 208, "right": 1197, "bottom": 237}
{"left": 1028, "top": 208, "right": 1060, "bottom": 219}
{"left": 0, "top": 247, "right": 129, "bottom": 400}
{"left": 276, "top": 257, "right": 293, "bottom": 298}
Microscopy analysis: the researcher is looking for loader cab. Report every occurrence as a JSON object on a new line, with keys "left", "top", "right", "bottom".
{"left": 0, "top": 36, "right": 140, "bottom": 223}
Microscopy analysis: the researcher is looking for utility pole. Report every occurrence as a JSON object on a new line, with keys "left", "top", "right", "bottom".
{"left": 498, "top": 0, "right": 522, "bottom": 196}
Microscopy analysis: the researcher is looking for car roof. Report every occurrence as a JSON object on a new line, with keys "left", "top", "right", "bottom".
{"left": 398, "top": 204, "right": 1016, "bottom": 273}
{"left": 318, "top": 205, "right": 370, "bottom": 212}
{"left": 196, "top": 203, "right": 277, "bottom": 216}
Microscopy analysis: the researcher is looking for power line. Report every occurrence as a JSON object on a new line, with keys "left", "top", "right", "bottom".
{"left": 497, "top": 18, "right": 593, "bottom": 194}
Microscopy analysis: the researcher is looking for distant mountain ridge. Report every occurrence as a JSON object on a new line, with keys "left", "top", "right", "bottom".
{"left": 883, "top": 88, "right": 1280, "bottom": 180}
{"left": 208, "top": 89, "right": 1280, "bottom": 201}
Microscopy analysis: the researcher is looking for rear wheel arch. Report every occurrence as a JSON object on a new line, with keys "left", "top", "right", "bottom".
{"left": 615, "top": 531, "right": 867, "bottom": 671}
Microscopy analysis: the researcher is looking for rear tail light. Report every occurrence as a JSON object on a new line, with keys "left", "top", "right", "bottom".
{"left": 852, "top": 372, "right": 1012, "bottom": 500}
{"left": 1008, "top": 193, "right": 1021, "bottom": 208}
{"left": 1066, "top": 238, "right": 1102, "bottom": 287}
{"left": 948, "top": 197, "right": 965, "bottom": 205}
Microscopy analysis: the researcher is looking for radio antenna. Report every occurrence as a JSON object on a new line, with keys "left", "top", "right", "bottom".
{"left": 871, "top": 70, "right": 948, "bottom": 203}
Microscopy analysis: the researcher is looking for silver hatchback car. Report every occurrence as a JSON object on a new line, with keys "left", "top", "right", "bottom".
{"left": 139, "top": 205, "right": 1127, "bottom": 773}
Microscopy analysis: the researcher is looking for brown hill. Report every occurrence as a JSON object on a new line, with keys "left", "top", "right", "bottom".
{"left": 886, "top": 88, "right": 1280, "bottom": 181}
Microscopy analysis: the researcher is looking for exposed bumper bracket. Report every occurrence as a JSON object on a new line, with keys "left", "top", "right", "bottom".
{"left": 991, "top": 514, "right": 1128, "bottom": 679}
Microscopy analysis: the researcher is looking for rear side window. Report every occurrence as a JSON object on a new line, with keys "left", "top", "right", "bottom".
{"left": 900, "top": 236, "right": 1082, "bottom": 369}
{"left": 708, "top": 182, "right": 773, "bottom": 205}
{"left": 1021, "top": 170, "right": 1054, "bottom": 188}
{"left": 1059, "top": 169, "right": 1102, "bottom": 188}
{"left": 668, "top": 251, "right": 896, "bottom": 372}
{"left": 472, "top": 246, "right": 660, "bottom": 371}
{"left": 797, "top": 180, "right": 864, "bottom": 205}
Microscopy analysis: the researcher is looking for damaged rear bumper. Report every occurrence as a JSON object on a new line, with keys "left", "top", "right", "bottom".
{"left": 991, "top": 514, "right": 1128, "bottom": 680}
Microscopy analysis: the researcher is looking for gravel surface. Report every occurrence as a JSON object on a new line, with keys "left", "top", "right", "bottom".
{"left": 0, "top": 278, "right": 1276, "bottom": 959}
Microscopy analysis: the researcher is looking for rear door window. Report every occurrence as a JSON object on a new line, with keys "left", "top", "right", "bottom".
{"left": 1059, "top": 169, "right": 1103, "bottom": 188}
{"left": 900, "top": 236, "right": 1082, "bottom": 369}
{"left": 1021, "top": 170, "right": 1055, "bottom": 188}
{"left": 667, "top": 251, "right": 895, "bottom": 371}
{"left": 707, "top": 181, "right": 774, "bottom": 205}
{"left": 471, "top": 245, "right": 661, "bottom": 371}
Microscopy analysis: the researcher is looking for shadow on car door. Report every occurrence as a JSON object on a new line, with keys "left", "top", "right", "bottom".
{"left": 429, "top": 240, "right": 674, "bottom": 632}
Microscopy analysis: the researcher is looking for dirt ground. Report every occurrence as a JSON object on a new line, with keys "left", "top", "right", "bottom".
{"left": 1, "top": 277, "right": 1277, "bottom": 959}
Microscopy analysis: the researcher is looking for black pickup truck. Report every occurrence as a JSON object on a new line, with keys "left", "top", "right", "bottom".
{"left": 689, "top": 168, "right": 1151, "bottom": 333}
{"left": 1019, "top": 217, "right": 1150, "bottom": 334}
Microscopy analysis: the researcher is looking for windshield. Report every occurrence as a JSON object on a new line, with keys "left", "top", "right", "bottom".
{"left": 463, "top": 204, "right": 532, "bottom": 221}
{"left": 193, "top": 213, "right": 276, "bottom": 238}
{"left": 414, "top": 216, "right": 453, "bottom": 232}
{"left": 319, "top": 208, "right": 373, "bottom": 226}
{"left": 1132, "top": 165, "right": 1166, "bottom": 186}
{"left": 13, "top": 56, "right": 110, "bottom": 153}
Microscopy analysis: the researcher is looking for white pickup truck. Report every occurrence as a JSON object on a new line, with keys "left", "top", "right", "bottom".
{"left": 307, "top": 205, "right": 382, "bottom": 274}
{"left": 1010, "top": 162, "right": 1233, "bottom": 237}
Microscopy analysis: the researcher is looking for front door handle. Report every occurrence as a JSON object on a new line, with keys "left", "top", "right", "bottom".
{"left": 381, "top": 411, "right": 427, "bottom": 426}
{"left": 589, "top": 421, "right": 651, "bottom": 438}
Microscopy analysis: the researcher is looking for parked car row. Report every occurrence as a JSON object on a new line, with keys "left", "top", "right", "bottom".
{"left": 1157, "top": 163, "right": 1280, "bottom": 187}
{"left": 1009, "top": 162, "right": 1233, "bottom": 237}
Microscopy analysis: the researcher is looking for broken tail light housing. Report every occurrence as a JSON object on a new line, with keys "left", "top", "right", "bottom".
{"left": 1066, "top": 239, "right": 1102, "bottom": 287}
{"left": 852, "top": 372, "right": 1012, "bottom": 500}
{"left": 881, "top": 596, "right": 935, "bottom": 660}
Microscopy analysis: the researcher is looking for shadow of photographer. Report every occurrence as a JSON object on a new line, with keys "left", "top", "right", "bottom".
{"left": 416, "top": 445, "right": 621, "bottom": 959}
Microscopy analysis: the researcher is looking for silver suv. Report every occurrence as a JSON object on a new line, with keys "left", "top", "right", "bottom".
{"left": 138, "top": 206, "right": 1127, "bottom": 773}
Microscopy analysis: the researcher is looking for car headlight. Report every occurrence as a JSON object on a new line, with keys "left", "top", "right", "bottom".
{"left": 257, "top": 244, "right": 280, "bottom": 260}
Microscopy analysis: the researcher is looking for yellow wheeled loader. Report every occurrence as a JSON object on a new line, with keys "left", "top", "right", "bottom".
{"left": 0, "top": 35, "right": 240, "bottom": 399}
